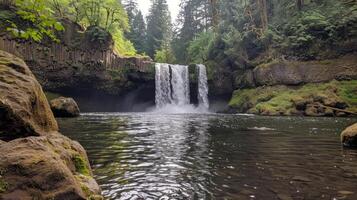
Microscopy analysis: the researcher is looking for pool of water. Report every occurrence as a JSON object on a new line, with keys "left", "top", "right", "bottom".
{"left": 58, "top": 113, "right": 357, "bottom": 200}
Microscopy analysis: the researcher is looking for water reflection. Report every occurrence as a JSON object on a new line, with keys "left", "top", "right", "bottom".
{"left": 58, "top": 114, "right": 357, "bottom": 200}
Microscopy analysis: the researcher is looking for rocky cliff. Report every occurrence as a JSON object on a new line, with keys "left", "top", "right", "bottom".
{"left": 0, "top": 50, "right": 103, "bottom": 199}
{"left": 0, "top": 20, "right": 155, "bottom": 111}
{"left": 226, "top": 53, "right": 357, "bottom": 116}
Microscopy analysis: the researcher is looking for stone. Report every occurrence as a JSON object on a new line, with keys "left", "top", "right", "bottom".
{"left": 292, "top": 97, "right": 313, "bottom": 111}
{"left": 305, "top": 105, "right": 323, "bottom": 117}
{"left": 50, "top": 97, "right": 80, "bottom": 118}
{"left": 341, "top": 123, "right": 357, "bottom": 147}
{"left": 0, "top": 51, "right": 103, "bottom": 199}
{"left": 253, "top": 54, "right": 357, "bottom": 87}
{"left": 0, "top": 50, "right": 58, "bottom": 141}
{"left": 0, "top": 134, "right": 102, "bottom": 199}
{"left": 324, "top": 108, "right": 335, "bottom": 116}
{"left": 336, "top": 111, "right": 348, "bottom": 117}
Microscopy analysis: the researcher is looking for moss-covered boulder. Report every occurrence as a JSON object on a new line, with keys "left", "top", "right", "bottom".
{"left": 0, "top": 50, "right": 58, "bottom": 141}
{"left": 50, "top": 97, "right": 80, "bottom": 118}
{"left": 228, "top": 80, "right": 357, "bottom": 116}
{"left": 341, "top": 123, "right": 357, "bottom": 148}
{"left": 0, "top": 134, "right": 101, "bottom": 199}
{"left": 0, "top": 51, "right": 103, "bottom": 199}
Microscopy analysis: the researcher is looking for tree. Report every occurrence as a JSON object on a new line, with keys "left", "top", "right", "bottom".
{"left": 46, "top": 0, "right": 136, "bottom": 55}
{"left": 146, "top": 0, "right": 172, "bottom": 58}
{"left": 123, "top": 0, "right": 146, "bottom": 54}
{"left": 130, "top": 11, "right": 147, "bottom": 54}
{"left": 1, "top": 0, "right": 64, "bottom": 42}
{"left": 154, "top": 41, "right": 176, "bottom": 63}
{"left": 123, "top": 0, "right": 138, "bottom": 25}
{"left": 172, "top": 0, "right": 214, "bottom": 63}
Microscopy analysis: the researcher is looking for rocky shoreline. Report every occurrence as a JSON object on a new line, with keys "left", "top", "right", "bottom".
{"left": 226, "top": 53, "right": 357, "bottom": 116}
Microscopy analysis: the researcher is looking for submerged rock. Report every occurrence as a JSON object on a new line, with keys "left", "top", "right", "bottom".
{"left": 50, "top": 97, "right": 80, "bottom": 118}
{"left": 0, "top": 50, "right": 58, "bottom": 141}
{"left": 0, "top": 50, "right": 103, "bottom": 199}
{"left": 341, "top": 123, "right": 357, "bottom": 148}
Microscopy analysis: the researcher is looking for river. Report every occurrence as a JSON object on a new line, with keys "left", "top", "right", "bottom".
{"left": 58, "top": 113, "right": 357, "bottom": 200}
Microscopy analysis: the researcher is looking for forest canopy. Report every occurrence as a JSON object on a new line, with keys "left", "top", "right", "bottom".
{"left": 1, "top": 0, "right": 356, "bottom": 61}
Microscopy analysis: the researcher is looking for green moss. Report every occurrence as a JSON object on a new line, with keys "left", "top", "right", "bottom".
{"left": 72, "top": 155, "right": 90, "bottom": 176}
{"left": 0, "top": 169, "right": 8, "bottom": 193}
{"left": 337, "top": 80, "right": 357, "bottom": 106}
{"left": 228, "top": 85, "right": 287, "bottom": 110}
{"left": 80, "top": 184, "right": 90, "bottom": 196}
{"left": 0, "top": 179, "right": 7, "bottom": 193}
{"left": 229, "top": 80, "right": 357, "bottom": 115}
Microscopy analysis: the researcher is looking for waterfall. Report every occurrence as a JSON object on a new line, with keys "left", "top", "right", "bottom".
{"left": 155, "top": 63, "right": 172, "bottom": 107}
{"left": 197, "top": 64, "right": 209, "bottom": 109}
{"left": 154, "top": 63, "right": 209, "bottom": 113}
{"left": 171, "top": 65, "right": 190, "bottom": 105}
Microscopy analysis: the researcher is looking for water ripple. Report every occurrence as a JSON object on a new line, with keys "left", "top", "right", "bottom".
{"left": 58, "top": 113, "right": 357, "bottom": 200}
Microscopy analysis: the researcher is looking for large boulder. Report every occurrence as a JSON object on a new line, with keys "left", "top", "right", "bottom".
{"left": 50, "top": 97, "right": 80, "bottom": 118}
{"left": 0, "top": 134, "right": 102, "bottom": 200}
{"left": 0, "top": 51, "right": 102, "bottom": 199}
{"left": 341, "top": 123, "right": 357, "bottom": 148}
{"left": 0, "top": 50, "right": 58, "bottom": 140}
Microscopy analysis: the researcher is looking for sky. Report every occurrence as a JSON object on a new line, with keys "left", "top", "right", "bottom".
{"left": 137, "top": 0, "right": 181, "bottom": 22}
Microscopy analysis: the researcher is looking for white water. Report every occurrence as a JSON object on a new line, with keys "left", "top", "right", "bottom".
{"left": 171, "top": 65, "right": 190, "bottom": 105}
{"left": 154, "top": 63, "right": 209, "bottom": 113}
{"left": 197, "top": 64, "right": 209, "bottom": 109}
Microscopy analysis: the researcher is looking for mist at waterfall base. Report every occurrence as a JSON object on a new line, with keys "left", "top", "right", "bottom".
{"left": 149, "top": 63, "right": 209, "bottom": 114}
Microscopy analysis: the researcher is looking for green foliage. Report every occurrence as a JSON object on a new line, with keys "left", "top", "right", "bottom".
{"left": 146, "top": 0, "right": 172, "bottom": 58}
{"left": 178, "top": 0, "right": 357, "bottom": 70}
{"left": 112, "top": 30, "right": 136, "bottom": 56}
{"left": 47, "top": 0, "right": 136, "bottom": 55}
{"left": 1, "top": 0, "right": 64, "bottom": 42}
{"left": 85, "top": 26, "right": 110, "bottom": 43}
{"left": 172, "top": 0, "right": 213, "bottom": 63}
{"left": 154, "top": 44, "right": 176, "bottom": 63}
{"left": 187, "top": 31, "right": 215, "bottom": 63}
{"left": 129, "top": 11, "right": 147, "bottom": 55}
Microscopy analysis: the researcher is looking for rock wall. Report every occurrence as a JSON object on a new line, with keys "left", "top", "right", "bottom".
{"left": 0, "top": 20, "right": 155, "bottom": 98}
{"left": 234, "top": 53, "right": 357, "bottom": 89}
{"left": 0, "top": 50, "right": 103, "bottom": 199}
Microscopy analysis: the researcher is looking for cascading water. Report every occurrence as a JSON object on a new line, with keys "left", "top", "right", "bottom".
{"left": 155, "top": 63, "right": 172, "bottom": 107}
{"left": 154, "top": 63, "right": 209, "bottom": 113}
{"left": 197, "top": 64, "right": 209, "bottom": 109}
{"left": 171, "top": 65, "right": 190, "bottom": 105}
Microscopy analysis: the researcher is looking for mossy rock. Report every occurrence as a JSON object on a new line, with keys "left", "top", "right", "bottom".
{"left": 0, "top": 169, "right": 8, "bottom": 193}
{"left": 72, "top": 155, "right": 90, "bottom": 176}
{"left": 229, "top": 80, "right": 357, "bottom": 116}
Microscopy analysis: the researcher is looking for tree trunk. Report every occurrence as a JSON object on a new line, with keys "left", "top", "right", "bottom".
{"left": 297, "top": 0, "right": 304, "bottom": 11}
{"left": 210, "top": 0, "right": 219, "bottom": 30}
{"left": 257, "top": 0, "right": 268, "bottom": 30}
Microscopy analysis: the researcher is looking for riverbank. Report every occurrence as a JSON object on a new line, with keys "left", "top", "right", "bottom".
{"left": 225, "top": 52, "right": 357, "bottom": 116}
{"left": 228, "top": 80, "right": 357, "bottom": 116}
